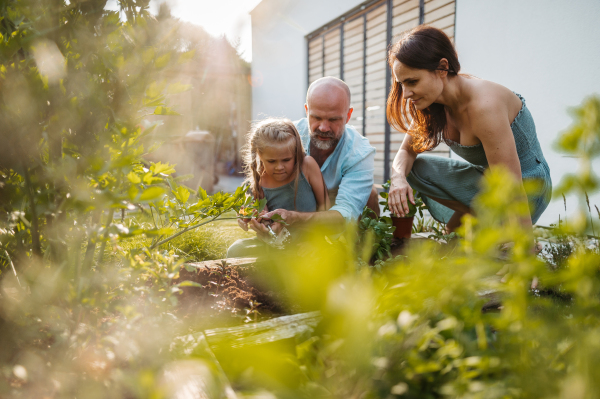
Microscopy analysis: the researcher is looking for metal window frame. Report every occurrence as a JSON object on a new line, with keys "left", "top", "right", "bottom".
{"left": 305, "top": 0, "right": 430, "bottom": 183}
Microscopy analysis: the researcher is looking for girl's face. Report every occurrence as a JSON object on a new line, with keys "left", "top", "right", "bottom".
{"left": 258, "top": 143, "right": 295, "bottom": 182}
{"left": 392, "top": 59, "right": 444, "bottom": 110}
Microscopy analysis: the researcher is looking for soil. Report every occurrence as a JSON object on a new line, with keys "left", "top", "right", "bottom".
{"left": 174, "top": 261, "right": 289, "bottom": 324}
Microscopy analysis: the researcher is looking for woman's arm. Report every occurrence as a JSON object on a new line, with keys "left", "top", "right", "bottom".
{"left": 302, "top": 156, "right": 331, "bottom": 211}
{"left": 470, "top": 100, "right": 532, "bottom": 229}
{"left": 388, "top": 133, "right": 419, "bottom": 216}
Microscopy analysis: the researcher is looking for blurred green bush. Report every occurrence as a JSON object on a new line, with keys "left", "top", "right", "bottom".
{"left": 2, "top": 1, "right": 600, "bottom": 398}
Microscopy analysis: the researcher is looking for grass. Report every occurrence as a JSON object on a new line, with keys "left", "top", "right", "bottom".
{"left": 111, "top": 213, "right": 255, "bottom": 262}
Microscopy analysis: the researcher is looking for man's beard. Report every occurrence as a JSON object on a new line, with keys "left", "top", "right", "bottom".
{"left": 310, "top": 129, "right": 340, "bottom": 151}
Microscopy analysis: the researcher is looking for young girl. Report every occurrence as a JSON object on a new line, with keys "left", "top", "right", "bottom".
{"left": 229, "top": 118, "right": 329, "bottom": 256}
{"left": 244, "top": 118, "right": 329, "bottom": 214}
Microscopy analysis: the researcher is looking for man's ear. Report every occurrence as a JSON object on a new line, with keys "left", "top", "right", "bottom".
{"left": 346, "top": 107, "right": 353, "bottom": 124}
{"left": 304, "top": 103, "right": 309, "bottom": 117}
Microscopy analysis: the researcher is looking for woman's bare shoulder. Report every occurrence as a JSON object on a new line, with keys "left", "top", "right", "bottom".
{"left": 467, "top": 79, "right": 520, "bottom": 112}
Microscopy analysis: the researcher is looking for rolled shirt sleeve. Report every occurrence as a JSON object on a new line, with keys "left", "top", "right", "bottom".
{"left": 295, "top": 118, "right": 376, "bottom": 222}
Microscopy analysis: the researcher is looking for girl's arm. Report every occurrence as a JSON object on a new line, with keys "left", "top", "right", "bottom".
{"left": 302, "top": 156, "right": 331, "bottom": 211}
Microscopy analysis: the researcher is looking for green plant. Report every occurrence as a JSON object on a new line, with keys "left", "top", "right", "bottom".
{"left": 358, "top": 206, "right": 395, "bottom": 262}
{"left": 381, "top": 180, "right": 427, "bottom": 218}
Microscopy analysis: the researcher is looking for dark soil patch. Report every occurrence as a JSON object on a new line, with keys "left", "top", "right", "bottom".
{"left": 174, "top": 262, "right": 289, "bottom": 324}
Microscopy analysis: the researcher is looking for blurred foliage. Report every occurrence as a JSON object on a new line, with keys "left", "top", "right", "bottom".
{"left": 2, "top": 1, "right": 600, "bottom": 397}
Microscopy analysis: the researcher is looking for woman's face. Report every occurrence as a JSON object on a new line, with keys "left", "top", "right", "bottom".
{"left": 392, "top": 59, "right": 444, "bottom": 110}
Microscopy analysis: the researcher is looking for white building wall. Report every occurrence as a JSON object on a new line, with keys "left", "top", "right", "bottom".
{"left": 455, "top": 0, "right": 600, "bottom": 226}
{"left": 250, "top": 0, "right": 364, "bottom": 121}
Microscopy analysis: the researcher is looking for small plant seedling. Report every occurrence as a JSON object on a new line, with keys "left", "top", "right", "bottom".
{"left": 237, "top": 198, "right": 289, "bottom": 225}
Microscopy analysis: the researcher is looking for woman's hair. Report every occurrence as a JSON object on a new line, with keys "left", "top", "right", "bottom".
{"left": 386, "top": 25, "right": 461, "bottom": 153}
{"left": 242, "top": 118, "right": 305, "bottom": 208}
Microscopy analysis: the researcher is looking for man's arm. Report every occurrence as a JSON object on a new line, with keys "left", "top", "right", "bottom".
{"left": 251, "top": 208, "right": 346, "bottom": 238}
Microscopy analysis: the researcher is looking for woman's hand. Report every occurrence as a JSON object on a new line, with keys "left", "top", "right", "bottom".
{"left": 388, "top": 177, "right": 415, "bottom": 217}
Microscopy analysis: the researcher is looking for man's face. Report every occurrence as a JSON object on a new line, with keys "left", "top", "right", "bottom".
{"left": 305, "top": 87, "right": 353, "bottom": 151}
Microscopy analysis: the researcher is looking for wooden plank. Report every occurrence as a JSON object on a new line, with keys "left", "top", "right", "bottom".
{"left": 366, "top": 29, "right": 387, "bottom": 44}
{"left": 428, "top": 13, "right": 455, "bottom": 30}
{"left": 308, "top": 36, "right": 322, "bottom": 50}
{"left": 365, "top": 40, "right": 388, "bottom": 57}
{"left": 344, "top": 16, "right": 363, "bottom": 31}
{"left": 324, "top": 29, "right": 341, "bottom": 43}
{"left": 184, "top": 257, "right": 257, "bottom": 272}
{"left": 425, "top": 2, "right": 455, "bottom": 24}
{"left": 309, "top": 45, "right": 322, "bottom": 56}
{"left": 344, "top": 38, "right": 364, "bottom": 53}
{"left": 325, "top": 40, "right": 341, "bottom": 51}
{"left": 393, "top": 0, "right": 419, "bottom": 17}
{"left": 309, "top": 66, "right": 323, "bottom": 77}
{"left": 324, "top": 59, "right": 340, "bottom": 70}
{"left": 392, "top": 7, "right": 419, "bottom": 26}
{"left": 344, "top": 52, "right": 363, "bottom": 67}
{"left": 344, "top": 67, "right": 363, "bottom": 81}
{"left": 169, "top": 332, "right": 238, "bottom": 399}
{"left": 425, "top": 0, "right": 453, "bottom": 13}
{"left": 365, "top": 68, "right": 386, "bottom": 82}
{"left": 324, "top": 67, "right": 341, "bottom": 78}
{"left": 367, "top": 20, "right": 387, "bottom": 37}
{"left": 392, "top": 17, "right": 419, "bottom": 36}
{"left": 365, "top": 90, "right": 387, "bottom": 101}
{"left": 442, "top": 25, "right": 455, "bottom": 38}
{"left": 205, "top": 312, "right": 322, "bottom": 350}
{"left": 366, "top": 4, "right": 386, "bottom": 21}
{"left": 367, "top": 11, "right": 387, "bottom": 29}
{"left": 344, "top": 24, "right": 364, "bottom": 38}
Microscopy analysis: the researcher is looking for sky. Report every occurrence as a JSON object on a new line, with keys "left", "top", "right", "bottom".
{"left": 106, "top": 0, "right": 262, "bottom": 61}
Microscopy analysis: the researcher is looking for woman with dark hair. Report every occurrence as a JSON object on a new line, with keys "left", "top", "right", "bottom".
{"left": 386, "top": 25, "right": 551, "bottom": 233}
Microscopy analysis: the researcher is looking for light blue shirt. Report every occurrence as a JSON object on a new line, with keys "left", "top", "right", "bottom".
{"left": 294, "top": 118, "right": 376, "bottom": 221}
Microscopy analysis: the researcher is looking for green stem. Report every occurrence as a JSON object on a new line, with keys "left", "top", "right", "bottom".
{"left": 83, "top": 210, "right": 102, "bottom": 270}
{"left": 96, "top": 209, "right": 115, "bottom": 265}
{"left": 22, "top": 166, "right": 42, "bottom": 257}
{"left": 149, "top": 216, "right": 219, "bottom": 250}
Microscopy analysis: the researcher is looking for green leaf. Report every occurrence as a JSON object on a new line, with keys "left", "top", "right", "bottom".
{"left": 269, "top": 213, "right": 289, "bottom": 225}
{"left": 155, "top": 52, "right": 171, "bottom": 68}
{"left": 178, "top": 50, "right": 195, "bottom": 64}
{"left": 174, "top": 186, "right": 190, "bottom": 204}
{"left": 127, "top": 171, "right": 141, "bottom": 184}
{"left": 256, "top": 198, "right": 267, "bottom": 213}
{"left": 143, "top": 172, "right": 162, "bottom": 185}
{"left": 139, "top": 186, "right": 166, "bottom": 202}
{"left": 153, "top": 106, "right": 181, "bottom": 116}
{"left": 150, "top": 162, "right": 176, "bottom": 175}
{"left": 167, "top": 83, "right": 192, "bottom": 94}
{"left": 198, "top": 187, "right": 208, "bottom": 200}
{"left": 178, "top": 281, "right": 203, "bottom": 288}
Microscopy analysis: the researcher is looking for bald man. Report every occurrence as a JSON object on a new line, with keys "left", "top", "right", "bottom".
{"left": 227, "top": 77, "right": 378, "bottom": 257}
{"left": 250, "top": 76, "right": 376, "bottom": 233}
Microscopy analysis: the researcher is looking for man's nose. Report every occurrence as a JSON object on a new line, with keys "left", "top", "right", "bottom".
{"left": 318, "top": 121, "right": 331, "bottom": 132}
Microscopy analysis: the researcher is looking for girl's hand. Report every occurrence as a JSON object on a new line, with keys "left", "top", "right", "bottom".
{"left": 237, "top": 217, "right": 249, "bottom": 231}
{"left": 388, "top": 177, "right": 415, "bottom": 217}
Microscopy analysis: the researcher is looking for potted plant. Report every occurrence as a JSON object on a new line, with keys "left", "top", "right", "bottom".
{"left": 380, "top": 181, "right": 427, "bottom": 239}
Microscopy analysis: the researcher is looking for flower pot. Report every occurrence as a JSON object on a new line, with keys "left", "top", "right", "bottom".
{"left": 391, "top": 215, "right": 414, "bottom": 239}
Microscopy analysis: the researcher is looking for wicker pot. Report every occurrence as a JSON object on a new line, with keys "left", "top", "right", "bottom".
{"left": 391, "top": 216, "right": 414, "bottom": 239}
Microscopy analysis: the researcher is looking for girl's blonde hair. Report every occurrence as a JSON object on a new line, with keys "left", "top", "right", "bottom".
{"left": 242, "top": 118, "right": 305, "bottom": 208}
